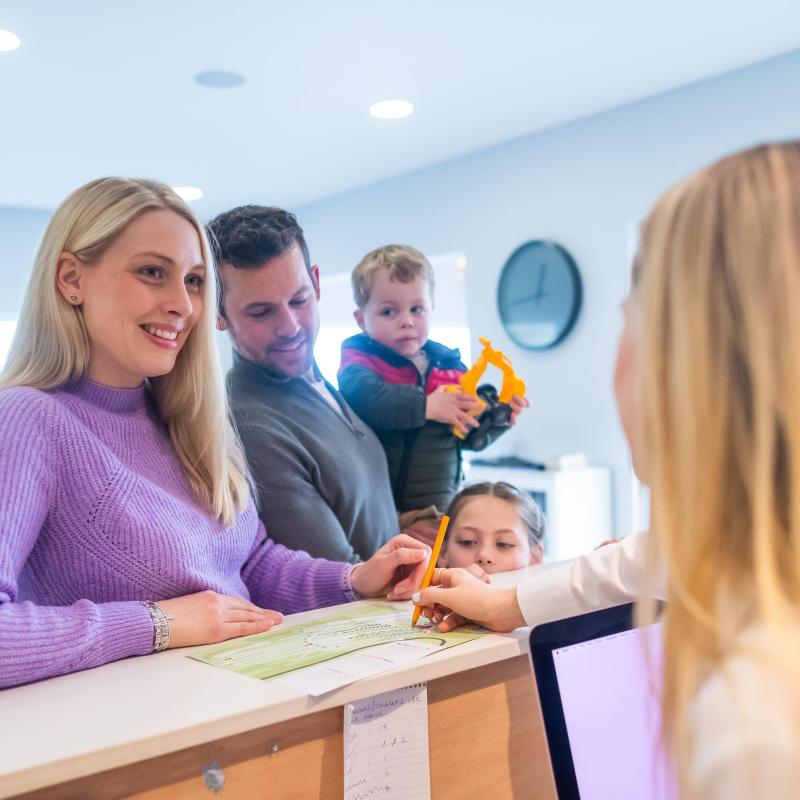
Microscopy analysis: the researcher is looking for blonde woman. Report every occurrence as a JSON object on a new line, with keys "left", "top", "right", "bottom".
{"left": 0, "top": 178, "right": 429, "bottom": 689}
{"left": 417, "top": 142, "right": 800, "bottom": 797}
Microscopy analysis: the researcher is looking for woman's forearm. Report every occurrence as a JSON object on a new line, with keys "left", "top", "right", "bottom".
{"left": 0, "top": 599, "right": 153, "bottom": 689}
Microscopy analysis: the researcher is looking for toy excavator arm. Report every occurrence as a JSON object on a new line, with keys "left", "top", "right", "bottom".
{"left": 446, "top": 337, "right": 526, "bottom": 439}
{"left": 465, "top": 338, "right": 526, "bottom": 402}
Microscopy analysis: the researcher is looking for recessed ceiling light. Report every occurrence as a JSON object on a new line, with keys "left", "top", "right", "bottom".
{"left": 194, "top": 70, "right": 246, "bottom": 89}
{"left": 0, "top": 29, "right": 21, "bottom": 52}
{"left": 369, "top": 100, "right": 414, "bottom": 120}
{"left": 173, "top": 186, "right": 204, "bottom": 202}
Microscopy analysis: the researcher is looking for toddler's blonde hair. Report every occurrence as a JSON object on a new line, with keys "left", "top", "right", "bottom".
{"left": 351, "top": 244, "right": 435, "bottom": 308}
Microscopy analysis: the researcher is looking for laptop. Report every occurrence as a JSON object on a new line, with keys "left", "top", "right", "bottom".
{"left": 529, "top": 603, "right": 676, "bottom": 800}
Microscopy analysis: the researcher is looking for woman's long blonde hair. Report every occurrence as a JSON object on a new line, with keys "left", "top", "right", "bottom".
{"left": 636, "top": 141, "right": 800, "bottom": 791}
{"left": 0, "top": 177, "right": 250, "bottom": 527}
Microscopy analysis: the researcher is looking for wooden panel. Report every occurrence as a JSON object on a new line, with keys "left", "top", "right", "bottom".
{"left": 12, "top": 708, "right": 344, "bottom": 800}
{"left": 12, "top": 656, "right": 556, "bottom": 800}
{"left": 428, "top": 656, "right": 556, "bottom": 800}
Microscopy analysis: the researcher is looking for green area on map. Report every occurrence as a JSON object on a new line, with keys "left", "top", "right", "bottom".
{"left": 189, "top": 602, "right": 484, "bottom": 680}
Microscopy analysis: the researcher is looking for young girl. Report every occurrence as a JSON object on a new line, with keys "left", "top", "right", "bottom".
{"left": 441, "top": 482, "right": 545, "bottom": 574}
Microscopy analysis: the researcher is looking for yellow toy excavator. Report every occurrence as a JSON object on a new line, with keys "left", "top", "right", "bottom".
{"left": 446, "top": 337, "right": 527, "bottom": 442}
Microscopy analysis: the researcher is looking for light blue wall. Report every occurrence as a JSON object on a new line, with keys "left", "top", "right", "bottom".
{"left": 0, "top": 207, "right": 49, "bottom": 315}
{"left": 2, "top": 50, "right": 799, "bottom": 535}
{"left": 295, "top": 49, "right": 800, "bottom": 537}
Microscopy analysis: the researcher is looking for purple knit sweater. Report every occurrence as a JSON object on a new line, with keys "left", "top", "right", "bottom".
{"left": 0, "top": 379, "right": 357, "bottom": 689}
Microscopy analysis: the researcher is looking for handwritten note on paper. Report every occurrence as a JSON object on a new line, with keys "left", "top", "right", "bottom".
{"left": 344, "top": 683, "right": 431, "bottom": 800}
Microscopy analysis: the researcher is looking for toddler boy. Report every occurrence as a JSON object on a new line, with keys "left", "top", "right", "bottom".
{"left": 337, "top": 244, "right": 528, "bottom": 535}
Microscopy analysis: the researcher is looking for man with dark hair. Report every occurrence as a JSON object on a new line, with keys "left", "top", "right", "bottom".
{"left": 207, "top": 205, "right": 399, "bottom": 563}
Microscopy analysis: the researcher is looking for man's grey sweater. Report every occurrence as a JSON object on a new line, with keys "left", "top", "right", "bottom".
{"left": 227, "top": 352, "right": 399, "bottom": 563}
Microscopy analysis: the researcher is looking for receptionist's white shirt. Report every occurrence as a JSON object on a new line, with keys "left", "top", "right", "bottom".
{"left": 515, "top": 530, "right": 655, "bottom": 628}
{"left": 690, "top": 625, "right": 800, "bottom": 799}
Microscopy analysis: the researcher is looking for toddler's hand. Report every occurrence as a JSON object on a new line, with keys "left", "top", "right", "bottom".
{"left": 508, "top": 394, "right": 530, "bottom": 426}
{"left": 425, "top": 386, "right": 481, "bottom": 435}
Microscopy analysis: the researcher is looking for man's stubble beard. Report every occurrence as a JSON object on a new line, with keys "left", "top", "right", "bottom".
{"left": 235, "top": 333, "right": 315, "bottom": 382}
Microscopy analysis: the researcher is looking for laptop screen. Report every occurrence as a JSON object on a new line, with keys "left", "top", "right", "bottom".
{"left": 530, "top": 604, "right": 676, "bottom": 800}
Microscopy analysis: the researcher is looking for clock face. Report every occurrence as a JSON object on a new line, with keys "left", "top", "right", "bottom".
{"left": 497, "top": 240, "right": 582, "bottom": 350}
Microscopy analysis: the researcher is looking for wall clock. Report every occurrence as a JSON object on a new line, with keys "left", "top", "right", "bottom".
{"left": 497, "top": 240, "right": 583, "bottom": 350}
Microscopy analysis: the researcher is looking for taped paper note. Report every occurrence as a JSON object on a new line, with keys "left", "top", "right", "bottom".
{"left": 344, "top": 683, "right": 431, "bottom": 800}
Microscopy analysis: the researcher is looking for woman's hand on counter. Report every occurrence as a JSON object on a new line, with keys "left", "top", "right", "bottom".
{"left": 412, "top": 568, "right": 526, "bottom": 633}
{"left": 159, "top": 591, "right": 283, "bottom": 648}
{"left": 350, "top": 534, "right": 430, "bottom": 599}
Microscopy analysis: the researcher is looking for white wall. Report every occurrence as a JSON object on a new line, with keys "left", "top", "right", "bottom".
{"left": 2, "top": 50, "right": 799, "bottom": 536}
{"left": 294, "top": 49, "right": 800, "bottom": 537}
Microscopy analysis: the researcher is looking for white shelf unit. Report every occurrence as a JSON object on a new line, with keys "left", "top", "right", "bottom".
{"left": 462, "top": 464, "right": 612, "bottom": 562}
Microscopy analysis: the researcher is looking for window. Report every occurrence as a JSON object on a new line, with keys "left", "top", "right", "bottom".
{"left": 314, "top": 325, "right": 359, "bottom": 386}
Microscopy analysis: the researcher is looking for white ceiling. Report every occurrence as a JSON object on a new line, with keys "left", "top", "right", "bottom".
{"left": 1, "top": 0, "right": 799, "bottom": 218}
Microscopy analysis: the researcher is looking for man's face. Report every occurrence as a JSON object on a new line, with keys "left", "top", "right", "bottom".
{"left": 218, "top": 244, "right": 321, "bottom": 379}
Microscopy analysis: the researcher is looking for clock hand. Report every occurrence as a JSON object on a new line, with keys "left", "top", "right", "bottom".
{"left": 509, "top": 289, "right": 550, "bottom": 308}
{"left": 509, "top": 292, "right": 543, "bottom": 307}
{"left": 535, "top": 263, "right": 548, "bottom": 294}
{"left": 508, "top": 264, "right": 550, "bottom": 308}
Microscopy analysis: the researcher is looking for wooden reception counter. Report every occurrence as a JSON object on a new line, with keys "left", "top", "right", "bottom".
{"left": 0, "top": 568, "right": 557, "bottom": 799}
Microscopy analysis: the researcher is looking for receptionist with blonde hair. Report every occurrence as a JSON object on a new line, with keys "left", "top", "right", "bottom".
{"left": 0, "top": 177, "right": 429, "bottom": 689}
{"left": 417, "top": 141, "right": 800, "bottom": 798}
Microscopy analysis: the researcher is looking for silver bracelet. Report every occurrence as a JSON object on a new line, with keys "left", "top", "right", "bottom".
{"left": 141, "top": 600, "right": 171, "bottom": 652}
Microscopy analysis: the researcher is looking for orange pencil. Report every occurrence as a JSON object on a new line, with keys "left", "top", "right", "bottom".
{"left": 411, "top": 515, "right": 450, "bottom": 627}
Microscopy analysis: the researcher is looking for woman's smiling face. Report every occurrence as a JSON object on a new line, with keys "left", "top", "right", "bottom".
{"left": 58, "top": 209, "right": 206, "bottom": 387}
